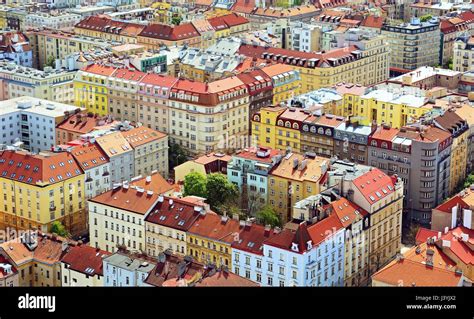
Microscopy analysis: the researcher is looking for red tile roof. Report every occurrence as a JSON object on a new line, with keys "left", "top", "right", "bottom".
{"left": 145, "top": 196, "right": 206, "bottom": 231}
{"left": 196, "top": 269, "right": 259, "bottom": 286}
{"left": 415, "top": 227, "right": 439, "bottom": 245}
{"left": 75, "top": 15, "right": 145, "bottom": 37}
{"left": 264, "top": 222, "right": 312, "bottom": 253}
{"left": 138, "top": 23, "right": 200, "bottom": 41}
{"left": 111, "top": 67, "right": 145, "bottom": 81}
{"left": 361, "top": 15, "right": 385, "bottom": 29}
{"left": 188, "top": 214, "right": 241, "bottom": 244}
{"left": 234, "top": 147, "right": 282, "bottom": 164}
{"left": 61, "top": 245, "right": 111, "bottom": 277}
{"left": 307, "top": 214, "right": 344, "bottom": 246}
{"left": 232, "top": 223, "right": 274, "bottom": 255}
{"left": 238, "top": 44, "right": 362, "bottom": 68}
{"left": 370, "top": 126, "right": 399, "bottom": 142}
{"left": 57, "top": 112, "right": 114, "bottom": 135}
{"left": 140, "top": 73, "right": 178, "bottom": 88}
{"left": 89, "top": 186, "right": 160, "bottom": 215}
{"left": 372, "top": 258, "right": 463, "bottom": 286}
{"left": 434, "top": 195, "right": 469, "bottom": 214}
{"left": 81, "top": 63, "right": 117, "bottom": 76}
{"left": 353, "top": 168, "right": 396, "bottom": 205}
{"left": 129, "top": 172, "right": 174, "bottom": 195}
{"left": 440, "top": 226, "right": 474, "bottom": 265}
{"left": 324, "top": 197, "right": 368, "bottom": 228}
{"left": 0, "top": 150, "right": 83, "bottom": 185}
{"left": 71, "top": 143, "right": 109, "bottom": 171}
{"left": 0, "top": 255, "right": 17, "bottom": 278}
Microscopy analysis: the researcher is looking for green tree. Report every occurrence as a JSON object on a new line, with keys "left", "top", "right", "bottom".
{"left": 464, "top": 174, "right": 474, "bottom": 188}
{"left": 256, "top": 205, "right": 281, "bottom": 228}
{"left": 171, "top": 16, "right": 182, "bottom": 25}
{"left": 447, "top": 57, "right": 454, "bottom": 70}
{"left": 50, "top": 221, "right": 69, "bottom": 237}
{"left": 420, "top": 15, "right": 432, "bottom": 22}
{"left": 169, "top": 142, "right": 188, "bottom": 171}
{"left": 183, "top": 172, "right": 207, "bottom": 198}
{"left": 206, "top": 173, "right": 238, "bottom": 212}
{"left": 45, "top": 55, "right": 55, "bottom": 68}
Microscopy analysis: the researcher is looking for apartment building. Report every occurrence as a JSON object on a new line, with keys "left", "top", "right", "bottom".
{"left": 88, "top": 184, "right": 159, "bottom": 253}
{"left": 268, "top": 152, "right": 328, "bottom": 223}
{"left": 187, "top": 214, "right": 241, "bottom": 269}
{"left": 56, "top": 112, "right": 117, "bottom": 145}
{"left": 260, "top": 64, "right": 301, "bottom": 106}
{"left": 289, "top": 22, "right": 322, "bottom": 52}
{"left": 238, "top": 35, "right": 389, "bottom": 93}
{"left": 453, "top": 35, "right": 474, "bottom": 73}
{"left": 439, "top": 11, "right": 474, "bottom": 66}
{"left": 94, "top": 132, "right": 134, "bottom": 185}
{"left": 69, "top": 143, "right": 111, "bottom": 200}
{"left": 137, "top": 23, "right": 201, "bottom": 49}
{"left": 325, "top": 162, "right": 404, "bottom": 276}
{"left": 168, "top": 76, "right": 249, "bottom": 155}
{"left": 144, "top": 196, "right": 207, "bottom": 257}
{"left": 227, "top": 147, "right": 282, "bottom": 215}
{"left": 382, "top": 18, "right": 441, "bottom": 71}
{"left": 103, "top": 252, "right": 155, "bottom": 287}
{"left": 24, "top": 12, "right": 82, "bottom": 30}
{"left": 0, "top": 97, "right": 82, "bottom": 153}
{"left": 333, "top": 120, "right": 374, "bottom": 165}
{"left": 0, "top": 150, "right": 87, "bottom": 235}
{"left": 367, "top": 125, "right": 452, "bottom": 225}
{"left": 61, "top": 245, "right": 111, "bottom": 287}
{"left": 74, "top": 15, "right": 146, "bottom": 44}
{"left": 120, "top": 126, "right": 169, "bottom": 178}
{"left": 301, "top": 113, "right": 345, "bottom": 158}
{"left": 173, "top": 152, "right": 231, "bottom": 183}
{"left": 0, "top": 31, "right": 32, "bottom": 68}
{"left": 433, "top": 110, "right": 469, "bottom": 195}
{"left": 0, "top": 232, "right": 75, "bottom": 287}
{"left": 0, "top": 61, "right": 76, "bottom": 104}
{"left": 27, "top": 29, "right": 118, "bottom": 70}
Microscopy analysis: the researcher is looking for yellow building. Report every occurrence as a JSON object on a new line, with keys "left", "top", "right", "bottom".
{"left": 0, "top": 150, "right": 86, "bottom": 236}
{"left": 238, "top": 36, "right": 389, "bottom": 93}
{"left": 433, "top": 110, "right": 469, "bottom": 194}
{"left": 251, "top": 106, "right": 286, "bottom": 150}
{"left": 173, "top": 153, "right": 231, "bottom": 183}
{"left": 261, "top": 64, "right": 302, "bottom": 106}
{"left": 0, "top": 232, "right": 75, "bottom": 287}
{"left": 268, "top": 153, "right": 328, "bottom": 223}
{"left": 145, "top": 196, "right": 209, "bottom": 257}
{"left": 74, "top": 64, "right": 117, "bottom": 116}
{"left": 187, "top": 213, "right": 241, "bottom": 269}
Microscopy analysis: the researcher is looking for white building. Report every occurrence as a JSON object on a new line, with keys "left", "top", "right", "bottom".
{"left": 102, "top": 252, "right": 155, "bottom": 287}
{"left": 24, "top": 12, "right": 82, "bottom": 30}
{"left": 0, "top": 96, "right": 82, "bottom": 153}
{"left": 69, "top": 143, "right": 111, "bottom": 200}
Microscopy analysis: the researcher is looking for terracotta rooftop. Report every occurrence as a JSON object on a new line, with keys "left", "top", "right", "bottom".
{"left": 269, "top": 153, "right": 326, "bottom": 183}
{"left": 120, "top": 127, "right": 167, "bottom": 148}
{"left": 61, "top": 245, "right": 111, "bottom": 277}
{"left": 71, "top": 143, "right": 109, "bottom": 171}
{"left": 307, "top": 214, "right": 344, "bottom": 246}
{"left": 129, "top": 172, "right": 174, "bottom": 195}
{"left": 324, "top": 197, "right": 368, "bottom": 228}
{"left": 138, "top": 23, "right": 200, "bottom": 41}
{"left": 188, "top": 214, "right": 241, "bottom": 244}
{"left": 95, "top": 132, "right": 133, "bottom": 158}
{"left": 89, "top": 186, "right": 160, "bottom": 215}
{"left": 352, "top": 168, "right": 397, "bottom": 205}
{"left": 370, "top": 125, "right": 399, "bottom": 142}
{"left": 232, "top": 223, "right": 275, "bottom": 255}
{"left": 57, "top": 112, "right": 114, "bottom": 135}
{"left": 234, "top": 147, "right": 282, "bottom": 164}
{"left": 0, "top": 150, "right": 83, "bottom": 186}
{"left": 193, "top": 152, "right": 232, "bottom": 165}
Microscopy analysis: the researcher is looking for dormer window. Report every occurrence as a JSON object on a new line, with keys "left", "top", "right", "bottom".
{"left": 291, "top": 242, "right": 299, "bottom": 252}
{"left": 306, "top": 240, "right": 313, "bottom": 250}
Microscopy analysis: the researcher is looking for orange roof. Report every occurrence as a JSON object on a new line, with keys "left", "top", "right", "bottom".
{"left": 261, "top": 63, "right": 296, "bottom": 77}
{"left": 270, "top": 153, "right": 326, "bottom": 183}
{"left": 0, "top": 150, "right": 83, "bottom": 186}
{"left": 71, "top": 143, "right": 109, "bottom": 171}
{"left": 234, "top": 147, "right": 282, "bottom": 164}
{"left": 278, "top": 108, "right": 311, "bottom": 122}
{"left": 130, "top": 172, "right": 174, "bottom": 195}
{"left": 372, "top": 259, "right": 462, "bottom": 286}
{"left": 307, "top": 214, "right": 344, "bottom": 246}
{"left": 324, "top": 197, "right": 368, "bottom": 228}
{"left": 188, "top": 214, "right": 241, "bottom": 243}
{"left": 404, "top": 242, "right": 457, "bottom": 270}
{"left": 196, "top": 270, "right": 259, "bottom": 287}
{"left": 95, "top": 132, "right": 133, "bottom": 157}
{"left": 415, "top": 227, "right": 439, "bottom": 245}
{"left": 140, "top": 73, "right": 178, "bottom": 88}
{"left": 120, "top": 127, "right": 167, "bottom": 148}
{"left": 440, "top": 227, "right": 474, "bottom": 265}
{"left": 333, "top": 82, "right": 368, "bottom": 95}
{"left": 81, "top": 63, "right": 117, "bottom": 76}
{"left": 193, "top": 152, "right": 232, "bottom": 165}
{"left": 89, "top": 186, "right": 160, "bottom": 215}
{"left": 207, "top": 76, "right": 246, "bottom": 93}
{"left": 370, "top": 125, "right": 399, "bottom": 142}
{"left": 0, "top": 233, "right": 75, "bottom": 267}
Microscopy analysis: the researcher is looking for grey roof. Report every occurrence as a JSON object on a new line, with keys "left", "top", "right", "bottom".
{"left": 103, "top": 253, "right": 156, "bottom": 273}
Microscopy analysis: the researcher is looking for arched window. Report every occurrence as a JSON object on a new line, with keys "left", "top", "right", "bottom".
{"left": 325, "top": 129, "right": 331, "bottom": 136}
{"left": 310, "top": 126, "right": 316, "bottom": 133}
{"left": 254, "top": 115, "right": 260, "bottom": 122}
{"left": 293, "top": 123, "right": 299, "bottom": 130}
{"left": 277, "top": 120, "right": 284, "bottom": 126}
{"left": 318, "top": 127, "right": 324, "bottom": 134}
{"left": 303, "top": 125, "right": 309, "bottom": 132}
{"left": 371, "top": 140, "right": 377, "bottom": 147}
{"left": 285, "top": 121, "right": 291, "bottom": 128}
{"left": 381, "top": 142, "right": 388, "bottom": 149}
